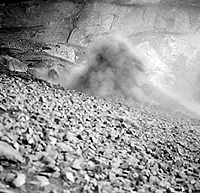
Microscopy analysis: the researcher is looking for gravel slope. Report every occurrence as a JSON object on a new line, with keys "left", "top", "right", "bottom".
{"left": 0, "top": 72, "right": 200, "bottom": 193}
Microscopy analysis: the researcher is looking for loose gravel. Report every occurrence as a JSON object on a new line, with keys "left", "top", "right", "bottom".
{"left": 0, "top": 72, "right": 200, "bottom": 193}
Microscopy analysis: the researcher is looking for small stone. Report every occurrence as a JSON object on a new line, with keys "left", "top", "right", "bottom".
{"left": 84, "top": 174, "right": 90, "bottom": 182}
{"left": 35, "top": 176, "right": 50, "bottom": 187}
{"left": 27, "top": 166, "right": 37, "bottom": 173}
{"left": 4, "top": 172, "right": 16, "bottom": 183}
{"left": 155, "top": 189, "right": 165, "bottom": 193}
{"left": 28, "top": 137, "right": 35, "bottom": 144}
{"left": 0, "top": 141, "right": 24, "bottom": 163}
{"left": 57, "top": 153, "right": 64, "bottom": 161}
{"left": 49, "top": 136, "right": 57, "bottom": 144}
{"left": 12, "top": 173, "right": 26, "bottom": 187}
{"left": 72, "top": 159, "right": 82, "bottom": 170}
{"left": 87, "top": 161, "right": 95, "bottom": 170}
{"left": 137, "top": 188, "right": 146, "bottom": 193}
{"left": 63, "top": 190, "right": 70, "bottom": 193}
{"left": 66, "top": 132, "right": 76, "bottom": 143}
{"left": 39, "top": 96, "right": 47, "bottom": 103}
{"left": 0, "top": 165, "right": 4, "bottom": 172}
{"left": 195, "top": 181, "right": 200, "bottom": 190}
{"left": 40, "top": 154, "right": 55, "bottom": 165}
{"left": 28, "top": 154, "right": 39, "bottom": 162}
{"left": 13, "top": 142, "right": 20, "bottom": 151}
{"left": 109, "top": 171, "right": 115, "bottom": 181}
{"left": 65, "top": 172, "right": 75, "bottom": 183}
{"left": 168, "top": 187, "right": 177, "bottom": 193}
{"left": 112, "top": 157, "right": 121, "bottom": 168}
{"left": 56, "top": 142, "right": 71, "bottom": 152}
{"left": 159, "top": 180, "right": 170, "bottom": 188}
{"left": 52, "top": 171, "right": 60, "bottom": 178}
{"left": 100, "top": 183, "right": 113, "bottom": 193}
{"left": 149, "top": 175, "right": 159, "bottom": 184}
{"left": 190, "top": 179, "right": 196, "bottom": 184}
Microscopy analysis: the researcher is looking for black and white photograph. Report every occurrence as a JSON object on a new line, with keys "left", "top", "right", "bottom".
{"left": 0, "top": 0, "right": 200, "bottom": 192}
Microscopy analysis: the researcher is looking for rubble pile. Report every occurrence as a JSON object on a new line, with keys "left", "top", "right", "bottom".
{"left": 0, "top": 72, "right": 200, "bottom": 193}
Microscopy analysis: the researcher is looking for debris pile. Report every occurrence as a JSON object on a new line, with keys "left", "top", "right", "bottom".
{"left": 0, "top": 73, "right": 200, "bottom": 193}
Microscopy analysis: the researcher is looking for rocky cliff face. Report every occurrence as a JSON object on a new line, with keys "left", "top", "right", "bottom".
{"left": 2, "top": 0, "right": 200, "bottom": 45}
{"left": 1, "top": 0, "right": 200, "bottom": 117}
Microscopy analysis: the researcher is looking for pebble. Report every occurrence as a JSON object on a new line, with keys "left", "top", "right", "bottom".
{"left": 0, "top": 141, "right": 24, "bottom": 163}
{"left": 72, "top": 159, "right": 82, "bottom": 170}
{"left": 12, "top": 173, "right": 26, "bottom": 187}
{"left": 0, "top": 165, "right": 4, "bottom": 173}
{"left": 35, "top": 175, "right": 50, "bottom": 187}
{"left": 51, "top": 171, "right": 60, "bottom": 178}
{"left": 65, "top": 172, "right": 75, "bottom": 183}
{"left": 195, "top": 181, "right": 200, "bottom": 190}
{"left": 4, "top": 172, "right": 16, "bottom": 183}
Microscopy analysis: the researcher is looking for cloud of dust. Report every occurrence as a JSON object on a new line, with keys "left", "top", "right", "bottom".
{"left": 33, "top": 35, "right": 200, "bottom": 118}
{"left": 64, "top": 35, "right": 149, "bottom": 103}
{"left": 33, "top": 35, "right": 152, "bottom": 105}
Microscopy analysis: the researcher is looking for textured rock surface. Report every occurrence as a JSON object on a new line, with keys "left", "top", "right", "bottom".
{"left": 0, "top": 71, "right": 200, "bottom": 193}
{"left": 1, "top": 0, "right": 200, "bottom": 45}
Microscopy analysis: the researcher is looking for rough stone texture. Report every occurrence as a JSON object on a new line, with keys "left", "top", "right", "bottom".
{"left": 0, "top": 71, "right": 200, "bottom": 193}
{"left": 1, "top": 0, "right": 200, "bottom": 45}
{"left": 0, "top": 1, "right": 84, "bottom": 45}
{"left": 69, "top": 2, "right": 193, "bottom": 45}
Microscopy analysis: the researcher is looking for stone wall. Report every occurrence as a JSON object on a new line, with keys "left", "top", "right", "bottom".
{"left": 1, "top": 0, "right": 200, "bottom": 46}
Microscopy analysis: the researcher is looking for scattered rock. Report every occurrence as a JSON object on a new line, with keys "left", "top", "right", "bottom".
{"left": 12, "top": 173, "right": 26, "bottom": 187}
{"left": 65, "top": 172, "right": 75, "bottom": 183}
{"left": 35, "top": 175, "right": 50, "bottom": 187}
{"left": 51, "top": 171, "right": 61, "bottom": 178}
{"left": 0, "top": 72, "right": 200, "bottom": 193}
{"left": 0, "top": 165, "right": 4, "bottom": 173}
{"left": 0, "top": 141, "right": 24, "bottom": 164}
{"left": 71, "top": 158, "right": 82, "bottom": 170}
{"left": 4, "top": 172, "right": 16, "bottom": 184}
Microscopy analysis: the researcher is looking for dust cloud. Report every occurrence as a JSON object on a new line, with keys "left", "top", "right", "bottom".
{"left": 64, "top": 35, "right": 149, "bottom": 104}
{"left": 33, "top": 35, "right": 200, "bottom": 118}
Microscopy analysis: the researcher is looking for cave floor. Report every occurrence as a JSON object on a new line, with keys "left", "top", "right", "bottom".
{"left": 0, "top": 64, "right": 200, "bottom": 193}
